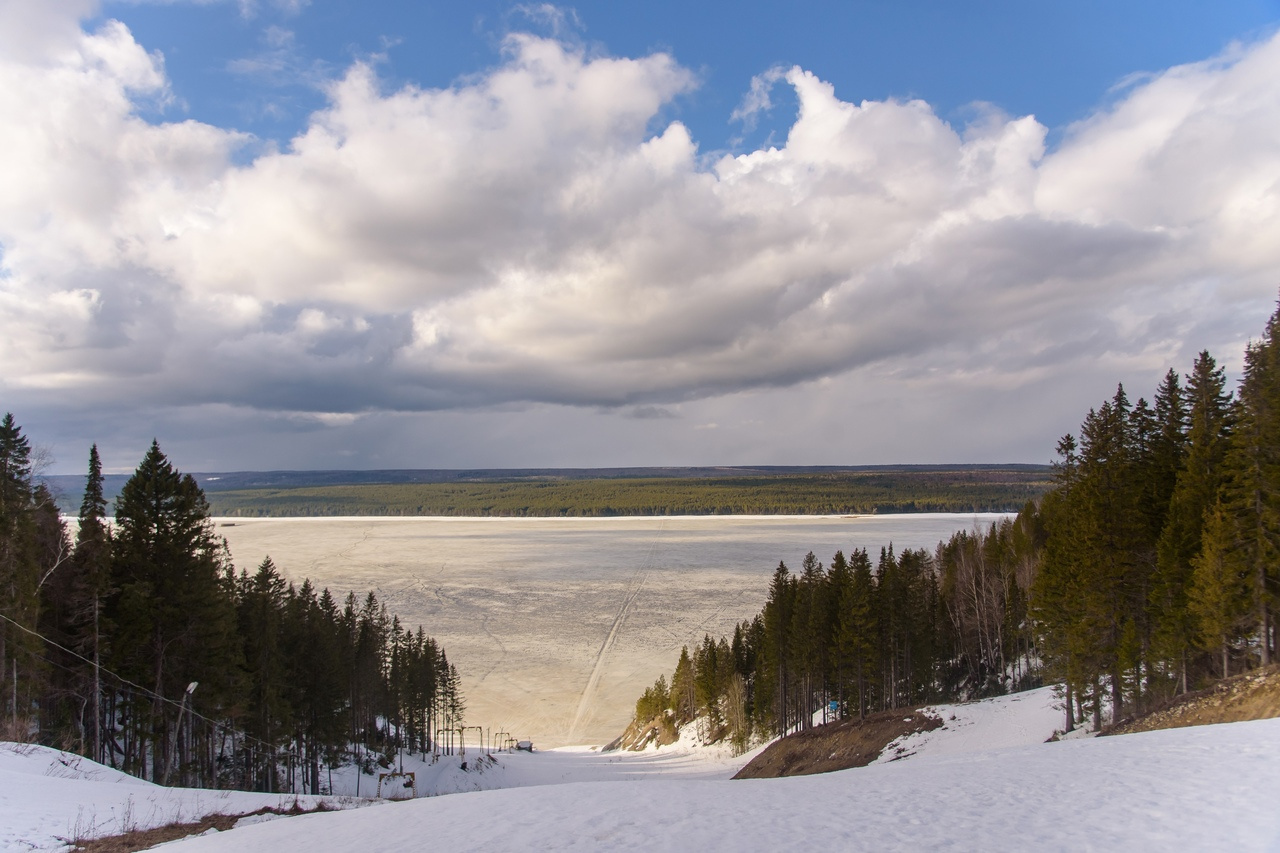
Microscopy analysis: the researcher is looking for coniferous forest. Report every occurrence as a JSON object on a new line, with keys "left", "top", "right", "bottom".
{"left": 630, "top": 305, "right": 1280, "bottom": 748}
{"left": 0, "top": 431, "right": 463, "bottom": 793}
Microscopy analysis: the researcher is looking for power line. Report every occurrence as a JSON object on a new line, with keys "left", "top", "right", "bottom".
{"left": 0, "top": 611, "right": 286, "bottom": 758}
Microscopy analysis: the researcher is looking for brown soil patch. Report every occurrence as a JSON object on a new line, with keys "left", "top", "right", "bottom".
{"left": 68, "top": 802, "right": 334, "bottom": 852}
{"left": 732, "top": 708, "right": 942, "bottom": 779}
{"left": 1107, "top": 664, "right": 1280, "bottom": 736}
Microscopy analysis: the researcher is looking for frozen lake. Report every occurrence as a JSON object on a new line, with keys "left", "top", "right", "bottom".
{"left": 216, "top": 513, "right": 1008, "bottom": 748}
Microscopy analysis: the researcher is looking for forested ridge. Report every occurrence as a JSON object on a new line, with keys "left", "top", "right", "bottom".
{"left": 0, "top": 429, "right": 463, "bottom": 793}
{"left": 627, "top": 305, "right": 1280, "bottom": 749}
{"left": 203, "top": 468, "right": 1049, "bottom": 517}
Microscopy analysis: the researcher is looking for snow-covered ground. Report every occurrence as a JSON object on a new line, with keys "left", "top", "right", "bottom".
{"left": 875, "top": 685, "right": 1070, "bottom": 762}
{"left": 0, "top": 724, "right": 764, "bottom": 850}
{"left": 6, "top": 687, "right": 1277, "bottom": 851}
{"left": 0, "top": 743, "right": 362, "bottom": 851}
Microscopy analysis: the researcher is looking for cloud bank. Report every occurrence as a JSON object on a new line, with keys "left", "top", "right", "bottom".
{"left": 2, "top": 7, "right": 1279, "bottom": 466}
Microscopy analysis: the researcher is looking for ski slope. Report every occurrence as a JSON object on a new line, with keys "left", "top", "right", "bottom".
{"left": 4, "top": 687, "right": 1278, "bottom": 851}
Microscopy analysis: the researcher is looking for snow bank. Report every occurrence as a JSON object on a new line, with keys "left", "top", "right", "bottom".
{"left": 151, "top": 719, "right": 1280, "bottom": 851}
{"left": 875, "top": 685, "right": 1070, "bottom": 763}
{"left": 0, "top": 733, "right": 756, "bottom": 850}
{"left": 0, "top": 744, "right": 365, "bottom": 852}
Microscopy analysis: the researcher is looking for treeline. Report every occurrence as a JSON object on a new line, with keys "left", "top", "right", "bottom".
{"left": 1036, "top": 321, "right": 1279, "bottom": 728}
{"left": 0, "top": 425, "right": 463, "bottom": 792}
{"left": 206, "top": 469, "right": 1049, "bottom": 517}
{"left": 633, "top": 521, "right": 1041, "bottom": 751}
{"left": 630, "top": 303, "right": 1280, "bottom": 744}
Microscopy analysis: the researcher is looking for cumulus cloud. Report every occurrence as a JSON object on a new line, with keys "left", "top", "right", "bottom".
{"left": 2, "top": 7, "right": 1280, "bottom": 458}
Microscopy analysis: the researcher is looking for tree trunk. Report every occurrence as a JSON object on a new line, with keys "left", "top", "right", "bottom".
{"left": 1063, "top": 682, "right": 1074, "bottom": 733}
{"left": 1260, "top": 597, "right": 1271, "bottom": 667}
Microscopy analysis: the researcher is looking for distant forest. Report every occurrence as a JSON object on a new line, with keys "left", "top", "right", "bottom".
{"left": 200, "top": 468, "right": 1050, "bottom": 517}
{"left": 628, "top": 304, "right": 1280, "bottom": 751}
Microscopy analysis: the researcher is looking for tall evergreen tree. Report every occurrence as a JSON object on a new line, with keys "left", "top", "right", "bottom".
{"left": 1152, "top": 352, "right": 1233, "bottom": 692}
{"left": 109, "top": 440, "right": 241, "bottom": 781}
{"left": 1188, "top": 502, "right": 1252, "bottom": 677}
{"left": 1216, "top": 307, "right": 1280, "bottom": 666}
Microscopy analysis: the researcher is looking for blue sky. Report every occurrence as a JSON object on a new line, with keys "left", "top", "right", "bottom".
{"left": 4, "top": 1, "right": 1280, "bottom": 475}
{"left": 105, "top": 0, "right": 1279, "bottom": 151}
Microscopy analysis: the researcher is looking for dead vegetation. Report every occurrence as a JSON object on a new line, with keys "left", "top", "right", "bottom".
{"left": 65, "top": 802, "right": 337, "bottom": 853}
{"left": 605, "top": 711, "right": 681, "bottom": 752}
{"left": 732, "top": 709, "right": 942, "bottom": 779}
{"left": 1106, "top": 664, "right": 1280, "bottom": 736}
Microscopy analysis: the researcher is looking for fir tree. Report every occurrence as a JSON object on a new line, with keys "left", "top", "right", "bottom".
{"left": 1188, "top": 502, "right": 1251, "bottom": 676}
{"left": 1152, "top": 352, "right": 1233, "bottom": 692}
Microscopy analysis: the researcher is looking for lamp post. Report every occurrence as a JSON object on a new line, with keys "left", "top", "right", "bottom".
{"left": 163, "top": 681, "right": 198, "bottom": 786}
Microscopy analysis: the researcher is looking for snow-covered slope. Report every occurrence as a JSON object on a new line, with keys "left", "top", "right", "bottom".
{"left": 875, "top": 684, "right": 1069, "bottom": 762}
{"left": 5, "top": 688, "right": 1277, "bottom": 851}
{"left": 0, "top": 743, "right": 359, "bottom": 852}
{"left": 138, "top": 719, "right": 1280, "bottom": 852}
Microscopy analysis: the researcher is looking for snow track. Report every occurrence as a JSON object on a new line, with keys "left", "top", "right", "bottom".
{"left": 566, "top": 522, "right": 665, "bottom": 743}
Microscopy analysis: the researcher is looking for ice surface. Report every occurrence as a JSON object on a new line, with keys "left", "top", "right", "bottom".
{"left": 216, "top": 514, "right": 1006, "bottom": 747}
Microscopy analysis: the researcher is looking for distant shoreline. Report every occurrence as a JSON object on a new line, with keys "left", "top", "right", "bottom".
{"left": 45, "top": 465, "right": 1049, "bottom": 518}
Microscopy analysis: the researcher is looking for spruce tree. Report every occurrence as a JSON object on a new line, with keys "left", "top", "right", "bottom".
{"left": 1188, "top": 502, "right": 1251, "bottom": 676}
{"left": 109, "top": 440, "right": 241, "bottom": 780}
{"left": 1216, "top": 307, "right": 1280, "bottom": 666}
{"left": 1152, "top": 352, "right": 1233, "bottom": 691}
{"left": 0, "top": 414, "right": 46, "bottom": 735}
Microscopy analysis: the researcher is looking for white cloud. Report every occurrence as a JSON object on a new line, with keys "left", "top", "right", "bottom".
{"left": 3, "top": 8, "right": 1280, "bottom": 468}
{"left": 730, "top": 65, "right": 786, "bottom": 128}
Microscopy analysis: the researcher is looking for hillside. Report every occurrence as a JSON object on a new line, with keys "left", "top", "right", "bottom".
{"left": 732, "top": 708, "right": 942, "bottom": 778}
{"left": 8, "top": 686, "right": 1280, "bottom": 850}
{"left": 1108, "top": 665, "right": 1280, "bottom": 736}
{"left": 15, "top": 719, "right": 1280, "bottom": 851}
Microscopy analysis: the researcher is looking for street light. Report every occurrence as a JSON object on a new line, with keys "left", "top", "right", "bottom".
{"left": 163, "top": 682, "right": 198, "bottom": 786}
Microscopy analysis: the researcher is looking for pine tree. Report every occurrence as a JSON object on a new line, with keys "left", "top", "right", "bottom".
{"left": 759, "top": 561, "right": 794, "bottom": 734}
{"left": 1188, "top": 502, "right": 1251, "bottom": 676}
{"left": 669, "top": 646, "right": 696, "bottom": 724}
{"left": 0, "top": 414, "right": 49, "bottom": 736}
{"left": 1152, "top": 352, "right": 1233, "bottom": 691}
{"left": 109, "top": 440, "right": 241, "bottom": 781}
{"left": 1216, "top": 306, "right": 1280, "bottom": 667}
{"left": 238, "top": 557, "right": 289, "bottom": 790}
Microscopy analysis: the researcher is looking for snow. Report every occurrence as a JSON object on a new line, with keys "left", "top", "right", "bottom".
{"left": 0, "top": 743, "right": 362, "bottom": 852}
{"left": 874, "top": 685, "right": 1072, "bottom": 762}
{"left": 107, "top": 720, "right": 1280, "bottom": 851}
{"left": 5, "top": 687, "right": 1277, "bottom": 851}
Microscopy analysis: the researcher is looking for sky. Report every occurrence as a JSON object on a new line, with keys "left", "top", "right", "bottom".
{"left": 3, "top": 0, "right": 1280, "bottom": 475}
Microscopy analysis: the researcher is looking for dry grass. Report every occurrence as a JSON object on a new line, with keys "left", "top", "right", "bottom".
{"left": 67, "top": 802, "right": 334, "bottom": 853}
{"left": 732, "top": 708, "right": 943, "bottom": 779}
{"left": 1107, "top": 664, "right": 1280, "bottom": 736}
